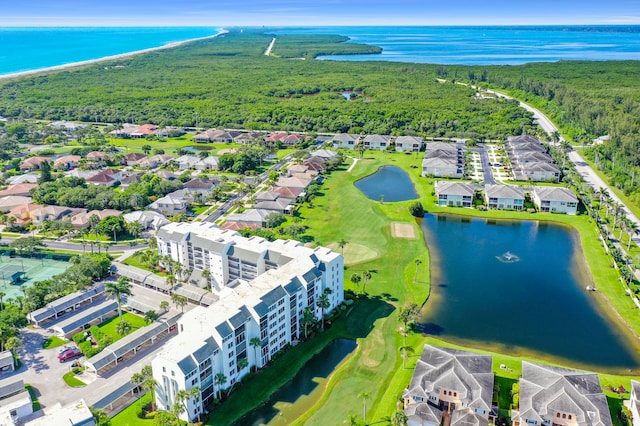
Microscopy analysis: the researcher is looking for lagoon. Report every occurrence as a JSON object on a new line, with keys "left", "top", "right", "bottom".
{"left": 354, "top": 166, "right": 418, "bottom": 202}
{"left": 236, "top": 339, "right": 357, "bottom": 426}
{"left": 418, "top": 214, "right": 640, "bottom": 372}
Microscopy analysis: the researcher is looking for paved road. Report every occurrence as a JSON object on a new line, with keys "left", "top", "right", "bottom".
{"left": 0, "top": 237, "right": 148, "bottom": 252}
{"left": 202, "top": 155, "right": 291, "bottom": 223}
{"left": 477, "top": 146, "right": 496, "bottom": 185}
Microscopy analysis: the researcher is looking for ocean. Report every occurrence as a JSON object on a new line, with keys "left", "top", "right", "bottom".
{"left": 0, "top": 27, "right": 220, "bottom": 76}
{"left": 1, "top": 26, "right": 640, "bottom": 76}
{"left": 274, "top": 25, "right": 640, "bottom": 65}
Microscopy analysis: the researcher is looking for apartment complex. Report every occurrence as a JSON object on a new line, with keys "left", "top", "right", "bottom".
{"left": 153, "top": 222, "right": 344, "bottom": 422}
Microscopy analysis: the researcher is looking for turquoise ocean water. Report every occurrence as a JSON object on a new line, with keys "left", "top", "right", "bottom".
{"left": 275, "top": 25, "right": 640, "bottom": 65}
{"left": 0, "top": 27, "right": 220, "bottom": 76}
{"left": 2, "top": 26, "right": 640, "bottom": 76}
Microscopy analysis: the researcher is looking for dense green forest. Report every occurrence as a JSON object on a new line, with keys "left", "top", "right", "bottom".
{"left": 434, "top": 61, "right": 640, "bottom": 204}
{"left": 0, "top": 29, "right": 534, "bottom": 140}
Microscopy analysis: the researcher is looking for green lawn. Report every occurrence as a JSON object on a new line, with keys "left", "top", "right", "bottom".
{"left": 63, "top": 369, "right": 87, "bottom": 387}
{"left": 111, "top": 392, "right": 155, "bottom": 426}
{"left": 99, "top": 312, "right": 147, "bottom": 341}
{"left": 42, "top": 336, "right": 69, "bottom": 349}
{"left": 25, "top": 384, "right": 40, "bottom": 411}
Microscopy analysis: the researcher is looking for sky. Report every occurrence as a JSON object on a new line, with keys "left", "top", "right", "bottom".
{"left": 2, "top": 0, "right": 640, "bottom": 26}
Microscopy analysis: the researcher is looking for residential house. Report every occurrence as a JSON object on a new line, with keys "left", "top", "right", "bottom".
{"left": 167, "top": 189, "right": 204, "bottom": 204}
{"left": 628, "top": 381, "right": 640, "bottom": 426}
{"left": 148, "top": 194, "right": 188, "bottom": 215}
{"left": 396, "top": 136, "right": 425, "bottom": 152}
{"left": 512, "top": 362, "right": 612, "bottom": 426}
{"left": 0, "top": 196, "right": 33, "bottom": 213}
{"left": 508, "top": 142, "right": 547, "bottom": 154}
{"left": 152, "top": 222, "right": 343, "bottom": 423}
{"left": 175, "top": 155, "right": 201, "bottom": 171}
{"left": 53, "top": 155, "right": 82, "bottom": 170}
{"left": 85, "top": 151, "right": 110, "bottom": 162}
{"left": 275, "top": 176, "right": 312, "bottom": 190}
{"left": 130, "top": 123, "right": 158, "bottom": 138}
{"left": 138, "top": 154, "right": 175, "bottom": 169}
{"left": 363, "top": 134, "right": 391, "bottom": 151}
{"left": 331, "top": 133, "right": 360, "bottom": 149}
{"left": 434, "top": 181, "right": 476, "bottom": 208}
{"left": 123, "top": 152, "right": 148, "bottom": 166}
{"left": 195, "top": 156, "right": 219, "bottom": 171}
{"left": 0, "top": 184, "right": 37, "bottom": 198}
{"left": 507, "top": 135, "right": 540, "bottom": 145}
{"left": 287, "top": 164, "right": 318, "bottom": 177}
{"left": 85, "top": 169, "right": 121, "bottom": 186}
{"left": 233, "top": 131, "right": 262, "bottom": 144}
{"left": 65, "top": 169, "right": 99, "bottom": 180}
{"left": 220, "top": 221, "right": 261, "bottom": 231}
{"left": 510, "top": 151, "right": 553, "bottom": 164}
{"left": 156, "top": 170, "right": 177, "bottom": 180}
{"left": 403, "top": 345, "right": 495, "bottom": 426}
{"left": 119, "top": 172, "right": 142, "bottom": 188}
{"left": 32, "top": 205, "right": 83, "bottom": 225}
{"left": 532, "top": 187, "right": 578, "bottom": 215}
{"left": 7, "top": 174, "right": 38, "bottom": 185}
{"left": 8, "top": 203, "right": 42, "bottom": 225}
{"left": 184, "top": 178, "right": 218, "bottom": 195}
{"left": 50, "top": 120, "right": 85, "bottom": 132}
{"left": 310, "top": 149, "right": 338, "bottom": 161}
{"left": 269, "top": 186, "right": 304, "bottom": 200}
{"left": 303, "top": 157, "right": 327, "bottom": 172}
{"left": 224, "top": 208, "right": 272, "bottom": 228}
{"left": 282, "top": 134, "right": 303, "bottom": 146}
{"left": 19, "top": 156, "right": 50, "bottom": 171}
{"left": 254, "top": 191, "right": 295, "bottom": 214}
{"left": 70, "top": 209, "right": 122, "bottom": 230}
{"left": 193, "top": 129, "right": 239, "bottom": 143}
{"left": 425, "top": 141, "right": 461, "bottom": 151}
{"left": 123, "top": 210, "right": 170, "bottom": 231}
{"left": 264, "top": 131, "right": 288, "bottom": 144}
{"left": 109, "top": 123, "right": 139, "bottom": 138}
{"left": 422, "top": 157, "right": 463, "bottom": 178}
{"left": 514, "top": 162, "right": 561, "bottom": 182}
{"left": 484, "top": 184, "right": 525, "bottom": 210}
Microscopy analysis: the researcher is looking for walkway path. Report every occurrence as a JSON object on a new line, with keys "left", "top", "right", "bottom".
{"left": 264, "top": 38, "right": 276, "bottom": 56}
{"left": 346, "top": 157, "right": 360, "bottom": 172}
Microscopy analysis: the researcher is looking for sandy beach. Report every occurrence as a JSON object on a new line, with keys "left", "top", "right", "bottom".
{"left": 0, "top": 28, "right": 228, "bottom": 82}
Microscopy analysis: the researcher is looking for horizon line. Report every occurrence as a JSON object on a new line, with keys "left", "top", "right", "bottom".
{"left": 2, "top": 23, "right": 640, "bottom": 28}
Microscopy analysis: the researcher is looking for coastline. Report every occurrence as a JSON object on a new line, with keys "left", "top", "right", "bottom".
{"left": 0, "top": 28, "right": 228, "bottom": 82}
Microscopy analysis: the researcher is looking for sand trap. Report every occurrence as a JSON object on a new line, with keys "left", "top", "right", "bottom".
{"left": 217, "top": 148, "right": 238, "bottom": 155}
{"left": 327, "top": 242, "right": 379, "bottom": 266}
{"left": 391, "top": 222, "right": 417, "bottom": 239}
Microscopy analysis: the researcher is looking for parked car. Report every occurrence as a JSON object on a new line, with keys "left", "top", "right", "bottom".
{"left": 58, "top": 347, "right": 83, "bottom": 362}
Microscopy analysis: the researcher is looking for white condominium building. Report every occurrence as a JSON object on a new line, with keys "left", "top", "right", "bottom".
{"left": 152, "top": 222, "right": 344, "bottom": 422}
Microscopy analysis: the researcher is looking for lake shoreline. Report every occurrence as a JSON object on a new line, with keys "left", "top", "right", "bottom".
{"left": 0, "top": 28, "right": 228, "bottom": 82}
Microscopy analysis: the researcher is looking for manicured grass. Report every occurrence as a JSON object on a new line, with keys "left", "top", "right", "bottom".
{"left": 62, "top": 370, "right": 86, "bottom": 387}
{"left": 99, "top": 312, "right": 147, "bottom": 341}
{"left": 111, "top": 392, "right": 155, "bottom": 426}
{"left": 122, "top": 251, "right": 168, "bottom": 277}
{"left": 190, "top": 205, "right": 210, "bottom": 215}
{"left": 42, "top": 336, "right": 69, "bottom": 349}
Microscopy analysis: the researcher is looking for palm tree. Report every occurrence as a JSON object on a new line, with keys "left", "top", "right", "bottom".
{"left": 116, "top": 320, "right": 132, "bottom": 336}
{"left": 350, "top": 273, "right": 362, "bottom": 292}
{"left": 413, "top": 258, "right": 422, "bottom": 283}
{"left": 201, "top": 269, "right": 212, "bottom": 291}
{"left": 399, "top": 345, "right": 415, "bottom": 369}
{"left": 144, "top": 310, "right": 159, "bottom": 324}
{"left": 214, "top": 372, "right": 227, "bottom": 400}
{"left": 627, "top": 219, "right": 639, "bottom": 252}
{"left": 391, "top": 410, "right": 408, "bottom": 426}
{"left": 249, "top": 337, "right": 262, "bottom": 371}
{"left": 345, "top": 414, "right": 359, "bottom": 425}
{"left": 5, "top": 336, "right": 21, "bottom": 358}
{"left": 235, "top": 357, "right": 249, "bottom": 387}
{"left": 171, "top": 293, "right": 187, "bottom": 313}
{"left": 361, "top": 270, "right": 372, "bottom": 294}
{"left": 172, "top": 389, "right": 191, "bottom": 419}
{"left": 358, "top": 391, "right": 371, "bottom": 425}
{"left": 300, "top": 307, "right": 315, "bottom": 340}
{"left": 105, "top": 277, "right": 133, "bottom": 321}
{"left": 131, "top": 371, "right": 147, "bottom": 405}
{"left": 142, "top": 375, "right": 158, "bottom": 411}
{"left": 316, "top": 289, "right": 332, "bottom": 330}
{"left": 337, "top": 239, "right": 348, "bottom": 256}
{"left": 159, "top": 300, "right": 170, "bottom": 313}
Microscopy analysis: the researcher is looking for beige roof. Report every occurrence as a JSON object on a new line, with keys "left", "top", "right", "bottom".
{"left": 0, "top": 183, "right": 37, "bottom": 197}
{"left": 533, "top": 186, "right": 577, "bottom": 202}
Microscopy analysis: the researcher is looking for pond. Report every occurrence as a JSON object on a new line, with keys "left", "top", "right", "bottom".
{"left": 354, "top": 166, "right": 418, "bottom": 202}
{"left": 418, "top": 214, "right": 640, "bottom": 373}
{"left": 181, "top": 145, "right": 218, "bottom": 153}
{"left": 236, "top": 338, "right": 357, "bottom": 426}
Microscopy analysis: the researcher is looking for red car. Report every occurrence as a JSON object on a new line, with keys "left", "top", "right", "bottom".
{"left": 58, "top": 347, "right": 83, "bottom": 362}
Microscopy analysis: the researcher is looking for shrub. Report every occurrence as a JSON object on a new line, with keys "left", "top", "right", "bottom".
{"left": 408, "top": 201, "right": 425, "bottom": 217}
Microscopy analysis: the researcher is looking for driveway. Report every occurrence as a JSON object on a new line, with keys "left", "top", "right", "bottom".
{"left": 477, "top": 146, "right": 496, "bottom": 185}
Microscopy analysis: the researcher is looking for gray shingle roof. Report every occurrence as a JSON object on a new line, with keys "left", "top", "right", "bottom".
{"left": 435, "top": 181, "right": 476, "bottom": 197}
{"left": 484, "top": 184, "right": 525, "bottom": 199}
{"left": 533, "top": 186, "right": 577, "bottom": 203}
